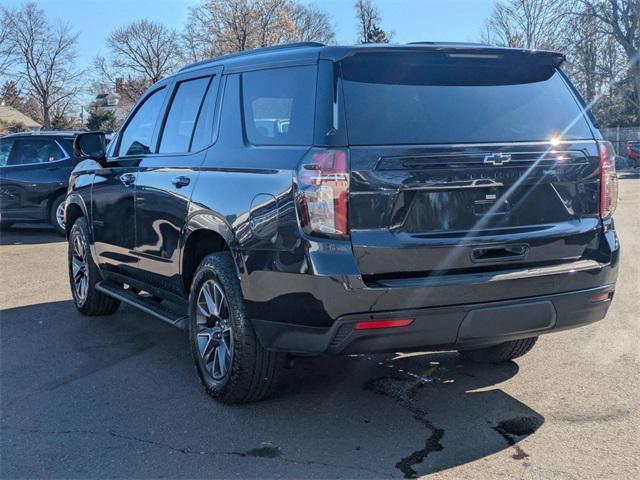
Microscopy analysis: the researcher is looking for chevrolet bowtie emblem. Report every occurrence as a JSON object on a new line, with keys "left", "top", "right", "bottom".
{"left": 484, "top": 153, "right": 512, "bottom": 166}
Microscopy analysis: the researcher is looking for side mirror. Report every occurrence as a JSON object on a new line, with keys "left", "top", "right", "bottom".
{"left": 74, "top": 132, "right": 107, "bottom": 164}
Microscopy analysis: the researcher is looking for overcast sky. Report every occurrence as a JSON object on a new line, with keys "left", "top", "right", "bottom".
{"left": 3, "top": 0, "right": 496, "bottom": 69}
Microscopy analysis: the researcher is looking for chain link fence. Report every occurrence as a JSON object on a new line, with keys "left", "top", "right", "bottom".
{"left": 600, "top": 127, "right": 640, "bottom": 157}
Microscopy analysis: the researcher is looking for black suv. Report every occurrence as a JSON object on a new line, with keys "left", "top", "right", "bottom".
{"left": 1, "top": 131, "right": 85, "bottom": 234}
{"left": 65, "top": 42, "right": 619, "bottom": 404}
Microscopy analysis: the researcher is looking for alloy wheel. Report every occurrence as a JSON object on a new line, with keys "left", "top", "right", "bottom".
{"left": 71, "top": 235, "right": 88, "bottom": 301}
{"left": 55, "top": 202, "right": 66, "bottom": 231}
{"left": 196, "top": 279, "right": 233, "bottom": 380}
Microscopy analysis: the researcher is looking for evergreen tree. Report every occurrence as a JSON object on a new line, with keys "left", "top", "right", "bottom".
{"left": 86, "top": 106, "right": 118, "bottom": 133}
{"left": 0, "top": 81, "right": 24, "bottom": 110}
{"left": 354, "top": 0, "right": 392, "bottom": 44}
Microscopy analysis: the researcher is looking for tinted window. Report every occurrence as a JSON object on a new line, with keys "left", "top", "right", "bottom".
{"left": 159, "top": 77, "right": 211, "bottom": 153}
{"left": 190, "top": 78, "right": 219, "bottom": 151}
{"left": 0, "top": 138, "right": 15, "bottom": 167}
{"left": 118, "top": 87, "right": 165, "bottom": 156}
{"left": 242, "top": 66, "right": 316, "bottom": 145}
{"left": 340, "top": 53, "right": 593, "bottom": 145}
{"left": 8, "top": 138, "right": 65, "bottom": 166}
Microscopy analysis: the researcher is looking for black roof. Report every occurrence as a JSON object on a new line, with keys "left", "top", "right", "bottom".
{"left": 177, "top": 41, "right": 565, "bottom": 75}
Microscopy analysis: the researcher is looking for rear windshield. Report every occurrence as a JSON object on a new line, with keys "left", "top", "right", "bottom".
{"left": 340, "top": 52, "right": 593, "bottom": 145}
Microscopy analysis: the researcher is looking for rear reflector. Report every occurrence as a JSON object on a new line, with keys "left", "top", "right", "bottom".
{"left": 355, "top": 319, "right": 414, "bottom": 330}
{"left": 589, "top": 292, "right": 612, "bottom": 303}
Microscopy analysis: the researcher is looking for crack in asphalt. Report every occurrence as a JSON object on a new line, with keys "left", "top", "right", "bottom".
{"left": 0, "top": 425, "right": 383, "bottom": 475}
{"left": 365, "top": 376, "right": 444, "bottom": 478}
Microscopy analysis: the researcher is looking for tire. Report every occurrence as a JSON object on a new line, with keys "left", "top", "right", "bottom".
{"left": 188, "top": 252, "right": 285, "bottom": 404}
{"left": 68, "top": 217, "right": 120, "bottom": 316}
{"left": 459, "top": 337, "right": 538, "bottom": 364}
{"left": 50, "top": 194, "right": 66, "bottom": 236}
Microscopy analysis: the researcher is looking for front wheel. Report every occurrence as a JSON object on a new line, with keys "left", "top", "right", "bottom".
{"left": 188, "top": 252, "right": 285, "bottom": 404}
{"left": 68, "top": 217, "right": 120, "bottom": 316}
{"left": 459, "top": 337, "right": 538, "bottom": 364}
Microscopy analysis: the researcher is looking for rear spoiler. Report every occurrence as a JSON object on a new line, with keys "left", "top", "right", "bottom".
{"left": 320, "top": 44, "right": 565, "bottom": 68}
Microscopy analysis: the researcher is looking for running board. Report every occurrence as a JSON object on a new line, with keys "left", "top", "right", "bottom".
{"left": 96, "top": 281, "right": 188, "bottom": 330}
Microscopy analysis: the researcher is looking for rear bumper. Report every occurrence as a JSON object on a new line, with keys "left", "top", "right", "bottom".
{"left": 242, "top": 224, "right": 619, "bottom": 354}
{"left": 252, "top": 284, "right": 615, "bottom": 354}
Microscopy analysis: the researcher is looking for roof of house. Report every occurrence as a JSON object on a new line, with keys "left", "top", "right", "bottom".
{"left": 0, "top": 105, "right": 41, "bottom": 129}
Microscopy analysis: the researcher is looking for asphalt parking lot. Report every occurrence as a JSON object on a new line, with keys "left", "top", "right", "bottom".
{"left": 1, "top": 173, "right": 638, "bottom": 480}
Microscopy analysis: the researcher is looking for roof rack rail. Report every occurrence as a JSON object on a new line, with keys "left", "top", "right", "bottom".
{"left": 407, "top": 41, "right": 493, "bottom": 47}
{"left": 179, "top": 42, "right": 326, "bottom": 72}
{"left": 8, "top": 130, "right": 83, "bottom": 136}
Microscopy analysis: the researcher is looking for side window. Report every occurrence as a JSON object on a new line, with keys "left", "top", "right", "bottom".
{"left": 8, "top": 138, "right": 65, "bottom": 166}
{"left": 190, "top": 77, "right": 219, "bottom": 152}
{"left": 242, "top": 66, "right": 317, "bottom": 146}
{"left": 0, "top": 138, "right": 15, "bottom": 167}
{"left": 118, "top": 87, "right": 166, "bottom": 156}
{"left": 159, "top": 77, "right": 210, "bottom": 154}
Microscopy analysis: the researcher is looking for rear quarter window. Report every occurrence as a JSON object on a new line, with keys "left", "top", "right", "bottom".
{"left": 242, "top": 66, "right": 317, "bottom": 146}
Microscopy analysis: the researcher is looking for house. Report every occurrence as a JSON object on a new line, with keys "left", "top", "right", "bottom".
{"left": 0, "top": 104, "right": 41, "bottom": 133}
{"left": 91, "top": 78, "right": 135, "bottom": 123}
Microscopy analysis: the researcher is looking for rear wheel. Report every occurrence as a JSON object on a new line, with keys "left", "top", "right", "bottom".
{"left": 68, "top": 217, "right": 120, "bottom": 316}
{"left": 50, "top": 194, "right": 66, "bottom": 235}
{"left": 459, "top": 337, "right": 538, "bottom": 364}
{"left": 188, "top": 252, "right": 284, "bottom": 404}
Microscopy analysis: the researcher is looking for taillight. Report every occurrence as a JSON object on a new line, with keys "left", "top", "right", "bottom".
{"left": 295, "top": 148, "right": 349, "bottom": 238}
{"left": 598, "top": 141, "right": 618, "bottom": 219}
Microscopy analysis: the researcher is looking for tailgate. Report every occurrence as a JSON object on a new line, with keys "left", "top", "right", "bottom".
{"left": 349, "top": 142, "right": 601, "bottom": 276}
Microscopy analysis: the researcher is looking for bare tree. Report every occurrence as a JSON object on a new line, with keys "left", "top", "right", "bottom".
{"left": 561, "top": 3, "right": 603, "bottom": 103}
{"left": 3, "top": 3, "right": 81, "bottom": 129}
{"left": 575, "top": 0, "right": 640, "bottom": 122}
{"left": 482, "top": 0, "right": 566, "bottom": 49}
{"left": 100, "top": 19, "right": 180, "bottom": 94}
{"left": 288, "top": 3, "right": 336, "bottom": 44}
{"left": 183, "top": 0, "right": 335, "bottom": 62}
{"left": 354, "top": 0, "right": 392, "bottom": 43}
{"left": 0, "top": 11, "right": 12, "bottom": 77}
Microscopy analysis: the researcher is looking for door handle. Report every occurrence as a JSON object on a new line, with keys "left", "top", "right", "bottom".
{"left": 171, "top": 176, "right": 191, "bottom": 188}
{"left": 120, "top": 173, "right": 136, "bottom": 186}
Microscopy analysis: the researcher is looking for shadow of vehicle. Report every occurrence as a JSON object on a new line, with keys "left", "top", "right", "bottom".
{"left": 0, "top": 224, "right": 64, "bottom": 246}
{"left": 1, "top": 300, "right": 544, "bottom": 479}
{"left": 281, "top": 352, "right": 543, "bottom": 477}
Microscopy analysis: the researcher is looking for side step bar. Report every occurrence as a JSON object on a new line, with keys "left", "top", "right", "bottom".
{"left": 96, "top": 281, "right": 188, "bottom": 330}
